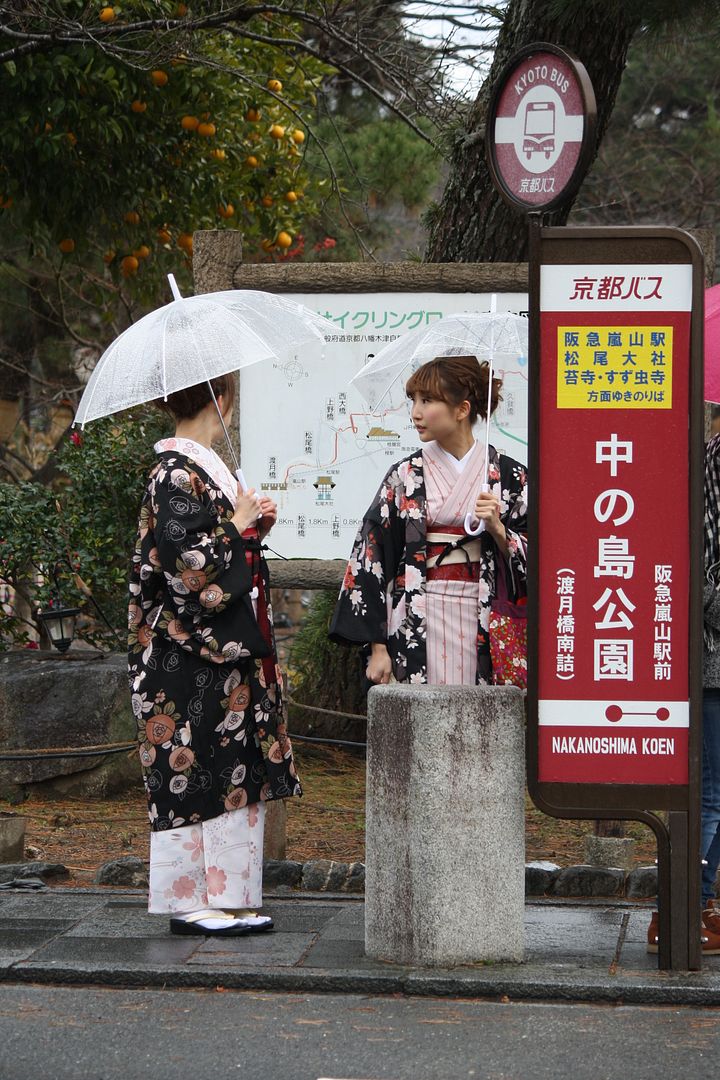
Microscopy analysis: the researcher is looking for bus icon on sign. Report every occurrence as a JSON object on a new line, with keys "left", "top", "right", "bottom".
{"left": 523, "top": 101, "right": 555, "bottom": 159}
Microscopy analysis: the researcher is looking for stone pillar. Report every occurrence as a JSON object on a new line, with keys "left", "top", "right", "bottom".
{"left": 583, "top": 833, "right": 636, "bottom": 871}
{"left": 0, "top": 814, "right": 25, "bottom": 863}
{"left": 365, "top": 684, "right": 525, "bottom": 966}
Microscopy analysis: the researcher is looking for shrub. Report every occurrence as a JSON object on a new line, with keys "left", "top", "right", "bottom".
{"left": 0, "top": 409, "right": 169, "bottom": 649}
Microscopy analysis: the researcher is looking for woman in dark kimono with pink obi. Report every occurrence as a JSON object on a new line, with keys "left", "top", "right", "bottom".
{"left": 330, "top": 355, "right": 528, "bottom": 687}
{"left": 128, "top": 374, "right": 301, "bottom": 936}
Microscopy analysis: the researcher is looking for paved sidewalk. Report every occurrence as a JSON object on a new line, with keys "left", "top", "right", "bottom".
{"left": 1, "top": 886, "right": 720, "bottom": 1005}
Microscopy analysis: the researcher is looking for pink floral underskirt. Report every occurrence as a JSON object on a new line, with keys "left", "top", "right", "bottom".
{"left": 147, "top": 804, "right": 265, "bottom": 914}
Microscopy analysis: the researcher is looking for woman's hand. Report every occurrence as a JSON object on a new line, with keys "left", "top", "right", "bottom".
{"left": 473, "top": 490, "right": 507, "bottom": 549}
{"left": 366, "top": 642, "right": 392, "bottom": 684}
{"left": 231, "top": 484, "right": 262, "bottom": 534}
{"left": 257, "top": 496, "right": 278, "bottom": 540}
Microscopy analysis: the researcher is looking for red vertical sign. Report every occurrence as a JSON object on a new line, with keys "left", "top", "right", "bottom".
{"left": 537, "top": 263, "right": 693, "bottom": 784}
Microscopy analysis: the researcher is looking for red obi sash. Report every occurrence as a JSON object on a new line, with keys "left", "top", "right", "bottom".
{"left": 426, "top": 524, "right": 482, "bottom": 583}
{"left": 241, "top": 526, "right": 276, "bottom": 685}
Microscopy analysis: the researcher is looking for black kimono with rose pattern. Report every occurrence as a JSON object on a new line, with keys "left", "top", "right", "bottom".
{"left": 128, "top": 450, "right": 301, "bottom": 831}
{"left": 329, "top": 446, "right": 528, "bottom": 684}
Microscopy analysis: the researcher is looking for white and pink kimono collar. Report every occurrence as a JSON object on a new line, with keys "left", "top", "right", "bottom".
{"left": 154, "top": 437, "right": 238, "bottom": 508}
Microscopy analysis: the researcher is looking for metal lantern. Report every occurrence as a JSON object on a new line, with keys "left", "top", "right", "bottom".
{"left": 36, "top": 601, "right": 80, "bottom": 653}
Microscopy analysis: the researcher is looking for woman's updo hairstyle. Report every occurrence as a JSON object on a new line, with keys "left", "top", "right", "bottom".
{"left": 154, "top": 372, "right": 237, "bottom": 422}
{"left": 405, "top": 355, "right": 502, "bottom": 423}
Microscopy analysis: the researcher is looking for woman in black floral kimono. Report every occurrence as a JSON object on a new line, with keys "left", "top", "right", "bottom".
{"left": 128, "top": 374, "right": 301, "bottom": 936}
{"left": 330, "top": 355, "right": 528, "bottom": 687}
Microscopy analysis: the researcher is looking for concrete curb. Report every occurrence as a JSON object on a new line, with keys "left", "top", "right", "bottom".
{"left": 2, "top": 959, "right": 716, "bottom": 1007}
{"left": 4, "top": 887, "right": 717, "bottom": 1006}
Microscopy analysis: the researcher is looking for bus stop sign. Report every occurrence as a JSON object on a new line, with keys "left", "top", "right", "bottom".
{"left": 486, "top": 42, "right": 596, "bottom": 213}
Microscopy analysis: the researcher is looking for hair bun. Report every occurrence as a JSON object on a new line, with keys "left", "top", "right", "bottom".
{"left": 405, "top": 354, "right": 503, "bottom": 423}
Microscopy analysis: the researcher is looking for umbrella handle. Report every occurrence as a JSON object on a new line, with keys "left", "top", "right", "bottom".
{"left": 464, "top": 482, "right": 490, "bottom": 537}
{"left": 235, "top": 468, "right": 263, "bottom": 520}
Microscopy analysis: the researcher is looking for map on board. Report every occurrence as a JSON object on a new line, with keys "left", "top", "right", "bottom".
{"left": 238, "top": 291, "right": 529, "bottom": 560}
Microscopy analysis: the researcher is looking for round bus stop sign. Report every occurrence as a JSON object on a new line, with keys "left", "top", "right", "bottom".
{"left": 486, "top": 42, "right": 596, "bottom": 213}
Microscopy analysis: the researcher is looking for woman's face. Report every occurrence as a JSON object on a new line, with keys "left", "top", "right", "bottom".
{"left": 408, "top": 391, "right": 468, "bottom": 444}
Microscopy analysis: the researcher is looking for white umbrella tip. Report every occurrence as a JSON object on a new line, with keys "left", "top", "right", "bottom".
{"left": 167, "top": 274, "right": 183, "bottom": 302}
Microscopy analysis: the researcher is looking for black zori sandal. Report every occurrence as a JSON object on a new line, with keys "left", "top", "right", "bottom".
{"left": 169, "top": 909, "right": 274, "bottom": 936}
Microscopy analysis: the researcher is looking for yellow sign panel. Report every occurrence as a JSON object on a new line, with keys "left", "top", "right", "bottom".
{"left": 556, "top": 325, "right": 672, "bottom": 409}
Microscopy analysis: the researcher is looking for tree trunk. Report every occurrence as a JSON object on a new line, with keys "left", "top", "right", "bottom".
{"left": 426, "top": 0, "right": 642, "bottom": 263}
{"left": 594, "top": 818, "right": 626, "bottom": 838}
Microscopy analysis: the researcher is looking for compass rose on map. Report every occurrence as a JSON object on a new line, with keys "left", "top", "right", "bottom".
{"left": 273, "top": 356, "right": 308, "bottom": 387}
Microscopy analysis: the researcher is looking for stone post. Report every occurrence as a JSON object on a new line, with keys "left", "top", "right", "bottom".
{"left": 263, "top": 799, "right": 287, "bottom": 861}
{"left": 365, "top": 683, "right": 525, "bottom": 966}
{"left": 0, "top": 813, "right": 25, "bottom": 863}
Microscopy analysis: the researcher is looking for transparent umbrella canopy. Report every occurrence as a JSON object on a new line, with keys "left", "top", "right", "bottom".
{"left": 351, "top": 311, "right": 528, "bottom": 414}
{"left": 351, "top": 309, "right": 528, "bottom": 535}
{"left": 74, "top": 275, "right": 333, "bottom": 480}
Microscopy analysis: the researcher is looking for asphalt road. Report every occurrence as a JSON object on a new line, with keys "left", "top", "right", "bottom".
{"left": 0, "top": 985, "right": 718, "bottom": 1080}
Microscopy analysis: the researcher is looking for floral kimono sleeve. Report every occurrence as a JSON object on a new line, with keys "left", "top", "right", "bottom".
{"left": 150, "top": 469, "right": 254, "bottom": 618}
{"left": 329, "top": 468, "right": 403, "bottom": 647}
{"left": 130, "top": 457, "right": 271, "bottom": 668}
{"left": 499, "top": 455, "right": 528, "bottom": 596}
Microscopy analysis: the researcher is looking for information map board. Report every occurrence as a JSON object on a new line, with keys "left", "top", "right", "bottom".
{"left": 239, "top": 290, "right": 528, "bottom": 560}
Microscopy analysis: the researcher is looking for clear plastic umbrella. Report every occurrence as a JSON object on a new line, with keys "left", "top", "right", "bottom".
{"left": 351, "top": 309, "right": 528, "bottom": 535}
{"left": 76, "top": 275, "right": 330, "bottom": 425}
{"left": 74, "top": 275, "right": 333, "bottom": 484}
{"left": 351, "top": 311, "right": 528, "bottom": 414}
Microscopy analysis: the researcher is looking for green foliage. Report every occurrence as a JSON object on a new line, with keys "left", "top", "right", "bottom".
{"left": 303, "top": 111, "right": 442, "bottom": 256}
{"left": 0, "top": 1, "right": 331, "bottom": 320}
{"left": 290, "top": 590, "right": 340, "bottom": 684}
{"left": 329, "top": 117, "right": 440, "bottom": 210}
{"left": 574, "top": 30, "right": 720, "bottom": 249}
{"left": 289, "top": 589, "right": 367, "bottom": 718}
{"left": 0, "top": 481, "right": 55, "bottom": 645}
{"left": 546, "top": 0, "right": 720, "bottom": 32}
{"left": 0, "top": 409, "right": 169, "bottom": 649}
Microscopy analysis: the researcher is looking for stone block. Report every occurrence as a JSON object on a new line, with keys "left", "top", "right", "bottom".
{"left": 301, "top": 860, "right": 365, "bottom": 893}
{"left": 583, "top": 834, "right": 636, "bottom": 871}
{"left": 0, "top": 813, "right": 25, "bottom": 863}
{"left": 365, "top": 684, "right": 525, "bottom": 966}
{"left": 551, "top": 864, "right": 625, "bottom": 898}
{"left": 94, "top": 856, "right": 149, "bottom": 887}
{"left": 28, "top": 756, "right": 139, "bottom": 800}
{"left": 525, "top": 861, "right": 560, "bottom": 896}
{"left": 0, "top": 653, "right": 135, "bottom": 793}
{"left": 0, "top": 861, "right": 69, "bottom": 884}
{"left": 626, "top": 865, "right": 658, "bottom": 899}
{"left": 262, "top": 860, "right": 303, "bottom": 889}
